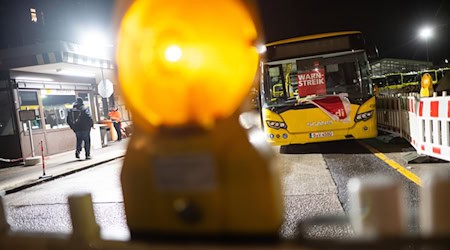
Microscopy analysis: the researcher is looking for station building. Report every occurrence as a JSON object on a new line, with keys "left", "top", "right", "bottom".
{"left": 370, "top": 58, "right": 432, "bottom": 76}
{"left": 0, "top": 40, "right": 130, "bottom": 166}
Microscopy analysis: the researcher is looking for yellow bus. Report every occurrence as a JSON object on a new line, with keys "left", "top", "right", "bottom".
{"left": 437, "top": 67, "right": 450, "bottom": 81}
{"left": 390, "top": 68, "right": 448, "bottom": 94}
{"left": 400, "top": 71, "right": 420, "bottom": 93}
{"left": 379, "top": 72, "right": 420, "bottom": 95}
{"left": 260, "top": 31, "right": 377, "bottom": 145}
{"left": 371, "top": 76, "right": 386, "bottom": 88}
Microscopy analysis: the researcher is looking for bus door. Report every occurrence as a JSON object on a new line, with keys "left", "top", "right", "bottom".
{"left": 0, "top": 86, "right": 22, "bottom": 167}
{"left": 266, "top": 64, "right": 291, "bottom": 103}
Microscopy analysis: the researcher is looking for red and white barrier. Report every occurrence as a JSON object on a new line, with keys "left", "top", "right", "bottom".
{"left": 377, "top": 92, "right": 450, "bottom": 162}
{"left": 407, "top": 95, "right": 419, "bottom": 150}
{"left": 413, "top": 93, "right": 450, "bottom": 161}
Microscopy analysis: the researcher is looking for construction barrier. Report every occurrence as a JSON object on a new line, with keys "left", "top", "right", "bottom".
{"left": 377, "top": 92, "right": 450, "bottom": 162}
{"left": 414, "top": 92, "right": 450, "bottom": 161}
{"left": 407, "top": 94, "right": 419, "bottom": 151}
{"left": 376, "top": 94, "right": 412, "bottom": 139}
{"left": 3, "top": 174, "right": 450, "bottom": 249}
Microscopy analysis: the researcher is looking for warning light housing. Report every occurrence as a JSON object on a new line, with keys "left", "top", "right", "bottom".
{"left": 117, "top": 0, "right": 259, "bottom": 128}
{"left": 117, "top": 0, "right": 283, "bottom": 240}
{"left": 420, "top": 73, "right": 434, "bottom": 97}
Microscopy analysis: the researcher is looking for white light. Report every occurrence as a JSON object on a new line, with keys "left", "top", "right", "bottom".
{"left": 80, "top": 31, "right": 113, "bottom": 58}
{"left": 57, "top": 69, "right": 96, "bottom": 77}
{"left": 30, "top": 8, "right": 37, "bottom": 23}
{"left": 445, "top": 59, "right": 449, "bottom": 64}
{"left": 419, "top": 27, "right": 433, "bottom": 40}
{"left": 165, "top": 45, "right": 182, "bottom": 62}
{"left": 257, "top": 45, "right": 267, "bottom": 54}
{"left": 248, "top": 129, "right": 268, "bottom": 148}
{"left": 16, "top": 77, "right": 53, "bottom": 82}
{"left": 82, "top": 31, "right": 108, "bottom": 47}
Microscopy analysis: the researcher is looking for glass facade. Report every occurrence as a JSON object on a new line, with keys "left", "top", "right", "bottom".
{"left": 42, "top": 92, "right": 75, "bottom": 129}
{"left": 370, "top": 58, "right": 431, "bottom": 76}
{"left": 18, "top": 89, "right": 92, "bottom": 131}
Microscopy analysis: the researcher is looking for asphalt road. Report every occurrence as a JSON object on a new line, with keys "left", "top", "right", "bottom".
{"left": 2, "top": 138, "right": 426, "bottom": 241}
{"left": 278, "top": 139, "right": 420, "bottom": 238}
{"left": 3, "top": 159, "right": 128, "bottom": 240}
{"left": 319, "top": 140, "right": 420, "bottom": 233}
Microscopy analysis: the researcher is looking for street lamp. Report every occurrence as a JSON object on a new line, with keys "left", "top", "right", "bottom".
{"left": 80, "top": 31, "right": 114, "bottom": 119}
{"left": 418, "top": 26, "right": 433, "bottom": 66}
{"left": 81, "top": 31, "right": 113, "bottom": 54}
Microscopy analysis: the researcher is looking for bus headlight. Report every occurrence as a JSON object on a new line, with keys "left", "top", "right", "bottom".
{"left": 355, "top": 110, "right": 374, "bottom": 122}
{"left": 266, "top": 120, "right": 287, "bottom": 130}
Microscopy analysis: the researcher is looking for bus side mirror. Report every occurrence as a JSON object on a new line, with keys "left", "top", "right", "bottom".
{"left": 367, "top": 43, "right": 379, "bottom": 60}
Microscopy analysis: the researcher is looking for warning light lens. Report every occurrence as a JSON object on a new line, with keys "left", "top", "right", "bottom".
{"left": 421, "top": 73, "right": 432, "bottom": 89}
{"left": 165, "top": 45, "right": 182, "bottom": 62}
{"left": 117, "top": 0, "right": 259, "bottom": 127}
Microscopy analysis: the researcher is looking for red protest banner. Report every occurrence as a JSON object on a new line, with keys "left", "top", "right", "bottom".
{"left": 297, "top": 68, "right": 326, "bottom": 97}
{"left": 307, "top": 94, "right": 350, "bottom": 121}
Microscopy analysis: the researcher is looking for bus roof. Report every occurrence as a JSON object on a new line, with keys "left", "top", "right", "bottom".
{"left": 265, "top": 31, "right": 362, "bottom": 47}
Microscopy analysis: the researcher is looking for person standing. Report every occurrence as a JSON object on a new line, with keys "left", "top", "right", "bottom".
{"left": 67, "top": 98, "right": 94, "bottom": 159}
{"left": 108, "top": 107, "right": 122, "bottom": 141}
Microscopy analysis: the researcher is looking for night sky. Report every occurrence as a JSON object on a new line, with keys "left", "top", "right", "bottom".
{"left": 258, "top": 0, "right": 449, "bottom": 65}
{"left": 0, "top": 1, "right": 448, "bottom": 65}
{"left": 0, "top": 0, "right": 114, "bottom": 48}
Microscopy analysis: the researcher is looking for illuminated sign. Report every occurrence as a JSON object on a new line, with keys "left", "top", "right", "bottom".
{"left": 30, "top": 8, "right": 37, "bottom": 23}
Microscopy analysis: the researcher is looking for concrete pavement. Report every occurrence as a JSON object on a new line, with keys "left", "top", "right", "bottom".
{"left": 0, "top": 138, "right": 128, "bottom": 194}
{"left": 0, "top": 110, "right": 270, "bottom": 196}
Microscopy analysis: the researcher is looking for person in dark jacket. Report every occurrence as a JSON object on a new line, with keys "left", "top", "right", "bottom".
{"left": 67, "top": 97, "right": 94, "bottom": 159}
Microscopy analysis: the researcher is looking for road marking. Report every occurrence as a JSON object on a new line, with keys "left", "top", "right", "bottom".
{"left": 358, "top": 141, "right": 422, "bottom": 187}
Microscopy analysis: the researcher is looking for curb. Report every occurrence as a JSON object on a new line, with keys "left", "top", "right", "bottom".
{"left": 3, "top": 155, "right": 125, "bottom": 195}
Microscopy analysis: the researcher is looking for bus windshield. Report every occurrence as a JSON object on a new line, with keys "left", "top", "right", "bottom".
{"left": 263, "top": 52, "right": 371, "bottom": 107}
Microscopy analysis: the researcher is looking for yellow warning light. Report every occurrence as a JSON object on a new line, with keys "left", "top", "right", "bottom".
{"left": 165, "top": 45, "right": 182, "bottom": 62}
{"left": 117, "top": 0, "right": 259, "bottom": 128}
{"left": 420, "top": 73, "right": 434, "bottom": 97}
{"left": 422, "top": 74, "right": 431, "bottom": 88}
{"left": 117, "top": 0, "right": 282, "bottom": 239}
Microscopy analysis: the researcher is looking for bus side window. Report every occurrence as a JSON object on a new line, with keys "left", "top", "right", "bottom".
{"left": 437, "top": 71, "right": 443, "bottom": 81}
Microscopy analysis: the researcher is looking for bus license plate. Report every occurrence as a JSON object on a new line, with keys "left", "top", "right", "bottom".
{"left": 310, "top": 132, "right": 333, "bottom": 138}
